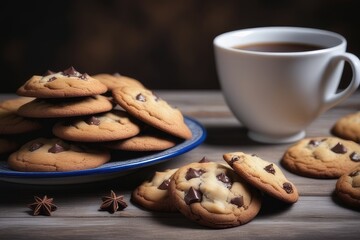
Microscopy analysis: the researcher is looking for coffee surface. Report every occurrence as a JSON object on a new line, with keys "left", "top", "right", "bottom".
{"left": 234, "top": 42, "right": 324, "bottom": 52}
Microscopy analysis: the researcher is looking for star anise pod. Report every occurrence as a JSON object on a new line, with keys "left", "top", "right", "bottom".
{"left": 100, "top": 190, "right": 127, "bottom": 214}
{"left": 28, "top": 195, "right": 57, "bottom": 216}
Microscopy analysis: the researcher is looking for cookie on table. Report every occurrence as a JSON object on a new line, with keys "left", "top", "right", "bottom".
{"left": 282, "top": 137, "right": 360, "bottom": 178}
{"left": 103, "top": 127, "right": 177, "bottom": 151}
{"left": 331, "top": 112, "right": 360, "bottom": 143}
{"left": 223, "top": 152, "right": 299, "bottom": 203}
{"left": 0, "top": 97, "right": 42, "bottom": 134}
{"left": 335, "top": 166, "right": 360, "bottom": 209}
{"left": 0, "top": 138, "right": 18, "bottom": 155}
{"left": 17, "top": 67, "right": 108, "bottom": 98}
{"left": 52, "top": 110, "right": 141, "bottom": 142}
{"left": 8, "top": 138, "right": 111, "bottom": 172}
{"left": 112, "top": 86, "right": 192, "bottom": 140}
{"left": 17, "top": 95, "right": 113, "bottom": 118}
{"left": 131, "top": 168, "right": 178, "bottom": 212}
{"left": 92, "top": 73, "right": 145, "bottom": 91}
{"left": 169, "top": 162, "right": 262, "bottom": 228}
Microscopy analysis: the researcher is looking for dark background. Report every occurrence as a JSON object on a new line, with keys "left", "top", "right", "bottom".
{"left": 1, "top": 0, "right": 359, "bottom": 92}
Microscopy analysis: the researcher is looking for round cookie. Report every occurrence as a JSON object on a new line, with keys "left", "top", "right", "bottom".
{"left": 223, "top": 152, "right": 299, "bottom": 203}
{"left": 131, "top": 168, "right": 178, "bottom": 212}
{"left": 282, "top": 137, "right": 360, "bottom": 178}
{"left": 0, "top": 97, "right": 42, "bottom": 134}
{"left": 169, "top": 162, "right": 262, "bottom": 228}
{"left": 335, "top": 166, "right": 360, "bottom": 209}
{"left": 92, "top": 73, "right": 145, "bottom": 91}
{"left": 17, "top": 95, "right": 113, "bottom": 118}
{"left": 8, "top": 138, "right": 111, "bottom": 172}
{"left": 331, "top": 112, "right": 360, "bottom": 143}
{"left": 17, "top": 67, "right": 108, "bottom": 98}
{"left": 112, "top": 86, "right": 192, "bottom": 140}
{"left": 104, "top": 127, "right": 177, "bottom": 151}
{"left": 0, "top": 138, "right": 18, "bottom": 154}
{"left": 52, "top": 110, "right": 141, "bottom": 142}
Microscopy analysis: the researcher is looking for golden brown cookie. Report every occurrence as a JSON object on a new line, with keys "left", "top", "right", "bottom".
{"left": 169, "top": 162, "right": 262, "bottom": 228}
{"left": 0, "top": 97, "right": 42, "bottom": 134}
{"left": 92, "top": 73, "right": 145, "bottom": 91}
{"left": 112, "top": 86, "right": 192, "bottom": 140}
{"left": 103, "top": 127, "right": 177, "bottom": 151}
{"left": 331, "top": 112, "right": 360, "bottom": 143}
{"left": 17, "top": 67, "right": 108, "bottom": 98}
{"left": 131, "top": 168, "right": 178, "bottom": 212}
{"left": 223, "top": 152, "right": 299, "bottom": 203}
{"left": 17, "top": 95, "right": 113, "bottom": 118}
{"left": 8, "top": 138, "right": 111, "bottom": 172}
{"left": 52, "top": 110, "right": 141, "bottom": 142}
{"left": 282, "top": 137, "right": 360, "bottom": 178}
{"left": 335, "top": 166, "right": 360, "bottom": 209}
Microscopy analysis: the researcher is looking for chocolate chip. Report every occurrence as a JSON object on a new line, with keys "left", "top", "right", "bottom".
{"left": 157, "top": 179, "right": 171, "bottom": 190}
{"left": 308, "top": 139, "right": 321, "bottom": 147}
{"left": 283, "top": 182, "right": 294, "bottom": 194}
{"left": 43, "top": 70, "right": 55, "bottom": 76}
{"left": 184, "top": 187, "right": 202, "bottom": 205}
{"left": 79, "top": 73, "right": 88, "bottom": 80}
{"left": 331, "top": 142, "right": 347, "bottom": 154}
{"left": 350, "top": 152, "right": 360, "bottom": 162}
{"left": 264, "top": 164, "right": 276, "bottom": 175}
{"left": 28, "top": 142, "right": 44, "bottom": 152}
{"left": 85, "top": 116, "right": 101, "bottom": 125}
{"left": 198, "top": 156, "right": 209, "bottom": 163}
{"left": 230, "top": 155, "right": 240, "bottom": 166}
{"left": 216, "top": 173, "right": 232, "bottom": 188}
{"left": 230, "top": 196, "right": 244, "bottom": 208}
{"left": 136, "top": 93, "right": 146, "bottom": 102}
{"left": 62, "top": 66, "right": 80, "bottom": 77}
{"left": 48, "top": 143, "right": 66, "bottom": 153}
{"left": 48, "top": 76, "right": 57, "bottom": 82}
{"left": 185, "top": 168, "right": 205, "bottom": 180}
{"left": 349, "top": 170, "right": 360, "bottom": 177}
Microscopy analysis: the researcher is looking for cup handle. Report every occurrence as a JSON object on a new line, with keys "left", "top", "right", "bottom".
{"left": 322, "top": 52, "right": 360, "bottom": 111}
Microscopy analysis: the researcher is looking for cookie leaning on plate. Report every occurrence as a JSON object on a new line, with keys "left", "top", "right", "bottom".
{"left": 131, "top": 168, "right": 178, "bottom": 212}
{"left": 281, "top": 137, "right": 360, "bottom": 178}
{"left": 17, "top": 67, "right": 108, "bottom": 98}
{"left": 169, "top": 162, "right": 262, "bottom": 228}
{"left": 331, "top": 112, "right": 360, "bottom": 143}
{"left": 335, "top": 166, "right": 360, "bottom": 209}
{"left": 223, "top": 152, "right": 299, "bottom": 203}
{"left": 112, "top": 86, "right": 192, "bottom": 140}
{"left": 52, "top": 110, "right": 141, "bottom": 142}
{"left": 8, "top": 138, "right": 110, "bottom": 172}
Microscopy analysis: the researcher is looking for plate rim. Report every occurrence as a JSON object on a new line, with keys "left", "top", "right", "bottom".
{"left": 0, "top": 116, "right": 206, "bottom": 180}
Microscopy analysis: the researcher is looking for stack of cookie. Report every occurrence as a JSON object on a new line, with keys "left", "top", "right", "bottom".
{"left": 2, "top": 67, "right": 192, "bottom": 172}
{"left": 131, "top": 154, "right": 299, "bottom": 229}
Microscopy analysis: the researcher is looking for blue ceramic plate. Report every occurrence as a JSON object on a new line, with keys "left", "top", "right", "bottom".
{"left": 0, "top": 117, "right": 206, "bottom": 185}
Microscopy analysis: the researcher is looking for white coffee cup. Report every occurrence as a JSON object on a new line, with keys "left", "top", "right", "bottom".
{"left": 214, "top": 27, "right": 360, "bottom": 143}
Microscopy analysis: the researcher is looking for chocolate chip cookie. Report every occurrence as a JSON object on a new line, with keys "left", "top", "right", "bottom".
{"left": 92, "top": 73, "right": 145, "bottom": 91}
{"left": 131, "top": 168, "right": 178, "bottom": 212}
{"left": 169, "top": 162, "right": 262, "bottom": 228}
{"left": 17, "top": 95, "right": 113, "bottom": 118}
{"left": 223, "top": 152, "right": 299, "bottom": 203}
{"left": 282, "top": 137, "right": 360, "bottom": 178}
{"left": 8, "top": 138, "right": 110, "bottom": 172}
{"left": 112, "top": 86, "right": 192, "bottom": 140}
{"left": 335, "top": 166, "right": 360, "bottom": 209}
{"left": 17, "top": 67, "right": 108, "bottom": 98}
{"left": 331, "top": 111, "right": 360, "bottom": 143}
{"left": 52, "top": 110, "right": 141, "bottom": 142}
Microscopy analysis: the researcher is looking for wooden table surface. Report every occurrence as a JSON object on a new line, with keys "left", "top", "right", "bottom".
{"left": 0, "top": 91, "right": 359, "bottom": 240}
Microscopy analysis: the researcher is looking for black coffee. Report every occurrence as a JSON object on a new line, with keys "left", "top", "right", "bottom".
{"left": 234, "top": 42, "right": 324, "bottom": 52}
